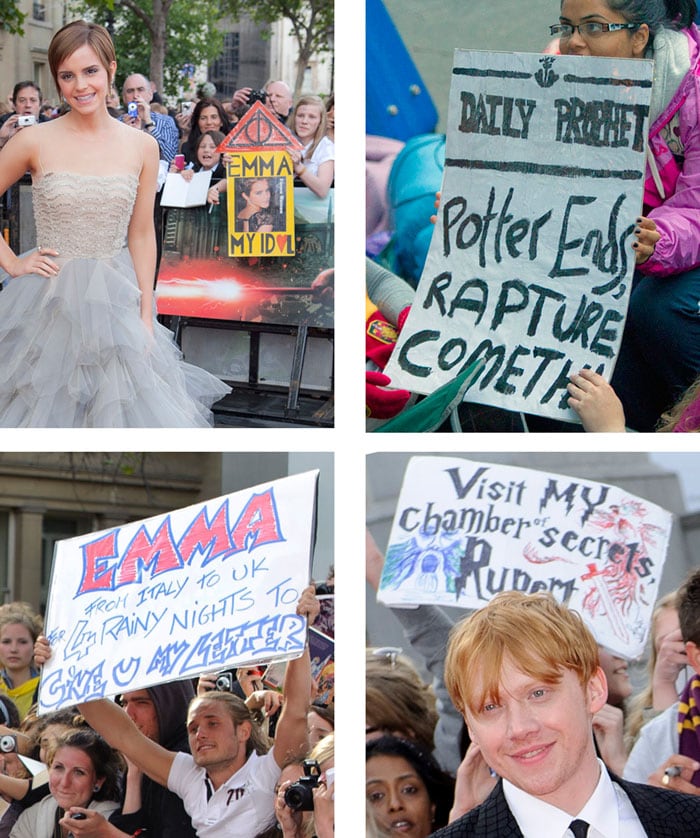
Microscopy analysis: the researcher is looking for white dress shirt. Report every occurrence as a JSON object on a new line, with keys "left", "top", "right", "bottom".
{"left": 503, "top": 759, "right": 648, "bottom": 837}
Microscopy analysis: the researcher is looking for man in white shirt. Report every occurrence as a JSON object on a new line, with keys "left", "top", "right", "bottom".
{"left": 71, "top": 585, "right": 320, "bottom": 837}
{"left": 430, "top": 590, "right": 700, "bottom": 838}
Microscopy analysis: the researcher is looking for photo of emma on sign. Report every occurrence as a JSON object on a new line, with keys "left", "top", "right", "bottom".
{"left": 234, "top": 176, "right": 286, "bottom": 233}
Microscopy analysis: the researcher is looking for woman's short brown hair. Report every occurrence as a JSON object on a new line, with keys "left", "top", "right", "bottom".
{"left": 445, "top": 591, "right": 600, "bottom": 716}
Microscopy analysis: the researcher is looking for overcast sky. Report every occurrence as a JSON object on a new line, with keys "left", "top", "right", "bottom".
{"left": 650, "top": 453, "right": 700, "bottom": 513}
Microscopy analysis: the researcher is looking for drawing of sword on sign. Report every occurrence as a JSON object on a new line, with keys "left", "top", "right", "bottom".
{"left": 581, "top": 562, "right": 630, "bottom": 646}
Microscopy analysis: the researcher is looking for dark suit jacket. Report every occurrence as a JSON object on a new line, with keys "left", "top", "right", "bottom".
{"left": 430, "top": 774, "right": 700, "bottom": 837}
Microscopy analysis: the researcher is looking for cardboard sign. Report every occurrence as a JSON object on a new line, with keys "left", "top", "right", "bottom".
{"left": 217, "top": 102, "right": 302, "bottom": 258}
{"left": 39, "top": 470, "right": 319, "bottom": 712}
{"left": 226, "top": 152, "right": 296, "bottom": 257}
{"left": 378, "top": 457, "right": 672, "bottom": 659}
{"left": 384, "top": 50, "right": 653, "bottom": 422}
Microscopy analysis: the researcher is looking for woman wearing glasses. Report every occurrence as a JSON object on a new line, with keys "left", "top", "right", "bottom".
{"left": 552, "top": 0, "right": 700, "bottom": 431}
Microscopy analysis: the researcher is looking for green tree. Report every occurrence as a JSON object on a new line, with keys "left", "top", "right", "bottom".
{"left": 72, "top": 0, "right": 224, "bottom": 97}
{"left": 222, "top": 0, "right": 333, "bottom": 96}
{"left": 0, "top": 0, "right": 25, "bottom": 35}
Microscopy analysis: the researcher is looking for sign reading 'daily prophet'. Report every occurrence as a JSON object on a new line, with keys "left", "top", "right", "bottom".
{"left": 378, "top": 457, "right": 671, "bottom": 658}
{"left": 384, "top": 51, "right": 654, "bottom": 422}
{"left": 38, "top": 470, "right": 319, "bottom": 713}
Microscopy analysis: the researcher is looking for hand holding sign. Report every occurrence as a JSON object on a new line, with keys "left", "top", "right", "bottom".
{"left": 633, "top": 216, "right": 661, "bottom": 265}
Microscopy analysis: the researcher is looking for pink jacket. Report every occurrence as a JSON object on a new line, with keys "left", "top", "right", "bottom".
{"left": 642, "top": 24, "right": 700, "bottom": 277}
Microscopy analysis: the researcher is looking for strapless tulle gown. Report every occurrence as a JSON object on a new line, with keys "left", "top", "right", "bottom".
{"left": 0, "top": 172, "right": 229, "bottom": 426}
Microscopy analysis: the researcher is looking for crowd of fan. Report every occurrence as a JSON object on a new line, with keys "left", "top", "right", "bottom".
{"left": 0, "top": 76, "right": 334, "bottom": 195}
{"left": 366, "top": 529, "right": 700, "bottom": 836}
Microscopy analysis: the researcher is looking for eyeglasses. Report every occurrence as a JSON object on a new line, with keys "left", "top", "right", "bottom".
{"left": 550, "top": 21, "right": 640, "bottom": 39}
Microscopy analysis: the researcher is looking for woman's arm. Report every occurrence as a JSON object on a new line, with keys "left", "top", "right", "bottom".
{"left": 641, "top": 80, "right": 700, "bottom": 276}
{"left": 0, "top": 129, "right": 59, "bottom": 278}
{"left": 127, "top": 133, "right": 160, "bottom": 332}
{"left": 294, "top": 158, "right": 334, "bottom": 199}
{"left": 0, "top": 772, "right": 30, "bottom": 802}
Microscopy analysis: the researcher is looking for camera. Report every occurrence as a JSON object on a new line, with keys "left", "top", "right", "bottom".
{"left": 215, "top": 671, "right": 234, "bottom": 692}
{"left": 17, "top": 115, "right": 36, "bottom": 127}
{"left": 0, "top": 734, "right": 17, "bottom": 753}
{"left": 127, "top": 102, "right": 138, "bottom": 118}
{"left": 247, "top": 89, "right": 268, "bottom": 105}
{"left": 283, "top": 759, "right": 321, "bottom": 811}
{"left": 70, "top": 813, "right": 87, "bottom": 820}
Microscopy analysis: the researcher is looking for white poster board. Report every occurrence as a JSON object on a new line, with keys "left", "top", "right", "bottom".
{"left": 160, "top": 169, "right": 213, "bottom": 207}
{"left": 39, "top": 470, "right": 318, "bottom": 713}
{"left": 378, "top": 457, "right": 672, "bottom": 659}
{"left": 384, "top": 50, "right": 654, "bottom": 422}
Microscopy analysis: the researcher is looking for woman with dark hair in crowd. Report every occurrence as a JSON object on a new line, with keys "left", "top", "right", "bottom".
{"left": 179, "top": 98, "right": 230, "bottom": 164}
{"left": 9, "top": 728, "right": 122, "bottom": 837}
{"left": 555, "top": 0, "right": 700, "bottom": 431}
{"left": 307, "top": 701, "right": 334, "bottom": 748}
{"left": 366, "top": 735, "right": 454, "bottom": 837}
{"left": 0, "top": 708, "right": 89, "bottom": 837}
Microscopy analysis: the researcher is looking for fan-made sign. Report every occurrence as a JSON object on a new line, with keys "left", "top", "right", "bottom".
{"left": 39, "top": 470, "right": 319, "bottom": 712}
{"left": 384, "top": 51, "right": 654, "bottom": 422}
{"left": 378, "top": 457, "right": 671, "bottom": 658}
{"left": 226, "top": 151, "right": 295, "bottom": 257}
{"left": 218, "top": 102, "right": 302, "bottom": 258}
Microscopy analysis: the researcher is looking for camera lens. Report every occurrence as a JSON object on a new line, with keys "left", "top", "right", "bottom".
{"left": 215, "top": 673, "right": 232, "bottom": 691}
{"left": 284, "top": 784, "right": 310, "bottom": 811}
{"left": 0, "top": 735, "right": 16, "bottom": 752}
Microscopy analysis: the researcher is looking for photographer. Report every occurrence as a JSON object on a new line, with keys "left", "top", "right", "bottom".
{"left": 230, "top": 80, "right": 293, "bottom": 123}
{"left": 0, "top": 82, "right": 46, "bottom": 151}
{"left": 265, "top": 733, "right": 334, "bottom": 838}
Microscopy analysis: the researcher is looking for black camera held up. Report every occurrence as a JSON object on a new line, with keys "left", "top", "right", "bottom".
{"left": 247, "top": 89, "right": 268, "bottom": 106}
{"left": 284, "top": 759, "right": 322, "bottom": 811}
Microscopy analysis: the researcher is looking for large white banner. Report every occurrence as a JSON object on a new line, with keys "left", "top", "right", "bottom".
{"left": 39, "top": 470, "right": 319, "bottom": 713}
{"left": 377, "top": 457, "right": 672, "bottom": 659}
{"left": 384, "top": 50, "right": 654, "bottom": 422}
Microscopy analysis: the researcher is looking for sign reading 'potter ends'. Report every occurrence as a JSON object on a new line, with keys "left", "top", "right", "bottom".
{"left": 38, "top": 470, "right": 319, "bottom": 713}
{"left": 384, "top": 50, "right": 654, "bottom": 422}
{"left": 378, "top": 457, "right": 672, "bottom": 659}
{"left": 217, "top": 102, "right": 302, "bottom": 258}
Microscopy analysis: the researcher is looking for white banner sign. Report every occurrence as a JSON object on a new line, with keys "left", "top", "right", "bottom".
{"left": 378, "top": 457, "right": 672, "bottom": 658}
{"left": 39, "top": 470, "right": 319, "bottom": 713}
{"left": 384, "top": 50, "right": 654, "bottom": 422}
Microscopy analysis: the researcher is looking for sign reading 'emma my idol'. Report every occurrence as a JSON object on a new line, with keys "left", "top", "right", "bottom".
{"left": 384, "top": 50, "right": 654, "bottom": 422}
{"left": 38, "top": 470, "right": 318, "bottom": 713}
{"left": 378, "top": 457, "right": 671, "bottom": 659}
